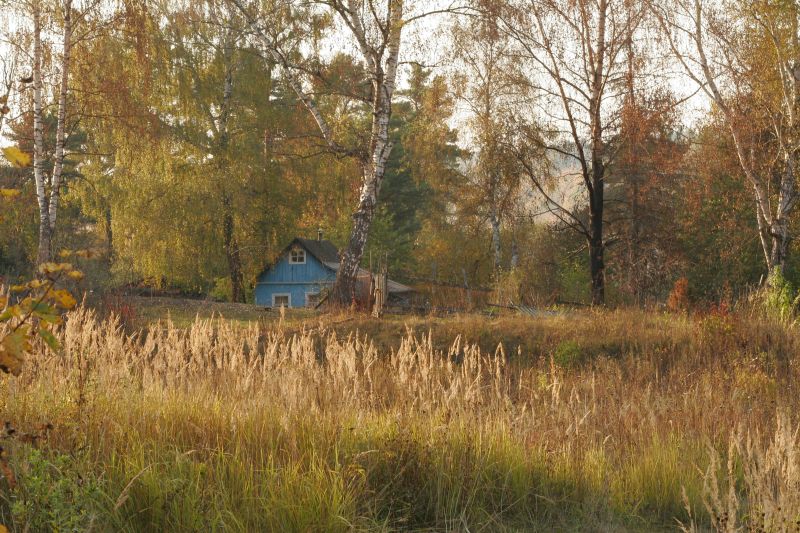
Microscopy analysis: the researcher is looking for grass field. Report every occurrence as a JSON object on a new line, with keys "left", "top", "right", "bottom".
{"left": 1, "top": 300, "right": 799, "bottom": 531}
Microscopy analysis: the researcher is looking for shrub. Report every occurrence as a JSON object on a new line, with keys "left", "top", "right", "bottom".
{"left": 4, "top": 447, "right": 101, "bottom": 532}
{"left": 209, "top": 277, "right": 232, "bottom": 302}
{"left": 667, "top": 277, "right": 690, "bottom": 312}
{"left": 553, "top": 340, "right": 584, "bottom": 368}
{"left": 762, "top": 267, "right": 798, "bottom": 321}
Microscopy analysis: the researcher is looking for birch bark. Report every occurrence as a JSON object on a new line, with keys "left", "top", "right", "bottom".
{"left": 48, "top": 0, "right": 72, "bottom": 231}
{"left": 32, "top": 0, "right": 73, "bottom": 264}
{"left": 32, "top": 2, "right": 50, "bottom": 264}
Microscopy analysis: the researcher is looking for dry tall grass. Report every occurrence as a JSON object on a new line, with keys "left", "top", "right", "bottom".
{"left": 1, "top": 306, "right": 798, "bottom": 531}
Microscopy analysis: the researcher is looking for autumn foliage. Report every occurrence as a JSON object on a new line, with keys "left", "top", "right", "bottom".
{"left": 666, "top": 277, "right": 690, "bottom": 312}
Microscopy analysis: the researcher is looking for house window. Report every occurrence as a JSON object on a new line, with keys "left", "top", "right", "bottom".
{"left": 289, "top": 248, "right": 306, "bottom": 264}
{"left": 305, "top": 292, "right": 320, "bottom": 308}
{"left": 272, "top": 294, "right": 290, "bottom": 308}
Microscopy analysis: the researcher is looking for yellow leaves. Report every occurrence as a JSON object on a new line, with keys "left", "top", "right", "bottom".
{"left": 0, "top": 253, "right": 85, "bottom": 376}
{"left": 1, "top": 146, "right": 32, "bottom": 168}
{"left": 37, "top": 263, "right": 59, "bottom": 274}
{"left": 37, "top": 261, "right": 84, "bottom": 284}
{"left": 51, "top": 289, "right": 77, "bottom": 310}
{"left": 38, "top": 262, "right": 70, "bottom": 275}
{"left": 59, "top": 249, "right": 94, "bottom": 260}
{"left": 0, "top": 189, "right": 20, "bottom": 199}
{"left": 67, "top": 270, "right": 84, "bottom": 281}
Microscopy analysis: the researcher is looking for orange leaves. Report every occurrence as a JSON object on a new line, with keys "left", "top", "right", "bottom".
{"left": 0, "top": 447, "right": 15, "bottom": 490}
{"left": 667, "top": 277, "right": 690, "bottom": 313}
{"left": 0, "top": 328, "right": 30, "bottom": 376}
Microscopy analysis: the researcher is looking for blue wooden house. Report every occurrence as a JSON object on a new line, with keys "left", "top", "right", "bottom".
{"left": 254, "top": 235, "right": 412, "bottom": 308}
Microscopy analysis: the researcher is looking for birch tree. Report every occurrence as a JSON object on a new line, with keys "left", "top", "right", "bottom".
{"left": 654, "top": 0, "right": 800, "bottom": 278}
{"left": 497, "top": 0, "right": 645, "bottom": 305}
{"left": 452, "top": 7, "right": 527, "bottom": 278}
{"left": 26, "top": 0, "right": 75, "bottom": 264}
{"left": 230, "top": 0, "right": 461, "bottom": 305}
{"left": 16, "top": 0, "right": 105, "bottom": 264}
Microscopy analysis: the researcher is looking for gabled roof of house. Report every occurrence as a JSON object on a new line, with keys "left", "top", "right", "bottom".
{"left": 294, "top": 238, "right": 340, "bottom": 263}
{"left": 256, "top": 238, "right": 339, "bottom": 279}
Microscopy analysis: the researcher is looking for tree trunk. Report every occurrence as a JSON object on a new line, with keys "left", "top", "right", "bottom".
{"left": 216, "top": 38, "right": 244, "bottom": 303}
{"left": 589, "top": 230, "right": 605, "bottom": 306}
{"left": 32, "top": 0, "right": 72, "bottom": 265}
{"left": 104, "top": 205, "right": 114, "bottom": 267}
{"left": 769, "top": 221, "right": 790, "bottom": 275}
{"left": 490, "top": 206, "right": 502, "bottom": 276}
{"left": 36, "top": 221, "right": 51, "bottom": 266}
{"left": 32, "top": 3, "right": 50, "bottom": 265}
{"left": 769, "top": 151, "right": 796, "bottom": 274}
{"left": 331, "top": 168, "right": 378, "bottom": 305}
{"left": 329, "top": 3, "right": 403, "bottom": 307}
{"left": 222, "top": 194, "right": 245, "bottom": 303}
{"left": 588, "top": 0, "right": 607, "bottom": 306}
{"left": 589, "top": 180, "right": 605, "bottom": 306}
{"left": 47, "top": 0, "right": 73, "bottom": 232}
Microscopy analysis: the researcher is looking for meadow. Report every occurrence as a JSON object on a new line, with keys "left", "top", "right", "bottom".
{"left": 0, "top": 302, "right": 799, "bottom": 532}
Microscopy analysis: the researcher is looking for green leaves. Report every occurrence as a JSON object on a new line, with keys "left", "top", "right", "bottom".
{"left": 37, "top": 328, "right": 59, "bottom": 351}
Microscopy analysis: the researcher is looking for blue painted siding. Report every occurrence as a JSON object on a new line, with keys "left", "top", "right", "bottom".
{"left": 254, "top": 251, "right": 336, "bottom": 308}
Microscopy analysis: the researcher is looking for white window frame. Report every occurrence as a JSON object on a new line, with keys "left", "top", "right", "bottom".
{"left": 305, "top": 291, "right": 321, "bottom": 308}
{"left": 272, "top": 293, "right": 291, "bottom": 308}
{"left": 289, "top": 248, "right": 306, "bottom": 264}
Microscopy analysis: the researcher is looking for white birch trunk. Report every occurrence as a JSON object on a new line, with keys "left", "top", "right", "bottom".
{"left": 332, "top": 1, "right": 403, "bottom": 304}
{"left": 31, "top": 0, "right": 73, "bottom": 264}
{"left": 32, "top": 2, "right": 50, "bottom": 264}
{"left": 490, "top": 205, "right": 502, "bottom": 275}
{"left": 47, "top": 0, "right": 73, "bottom": 232}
